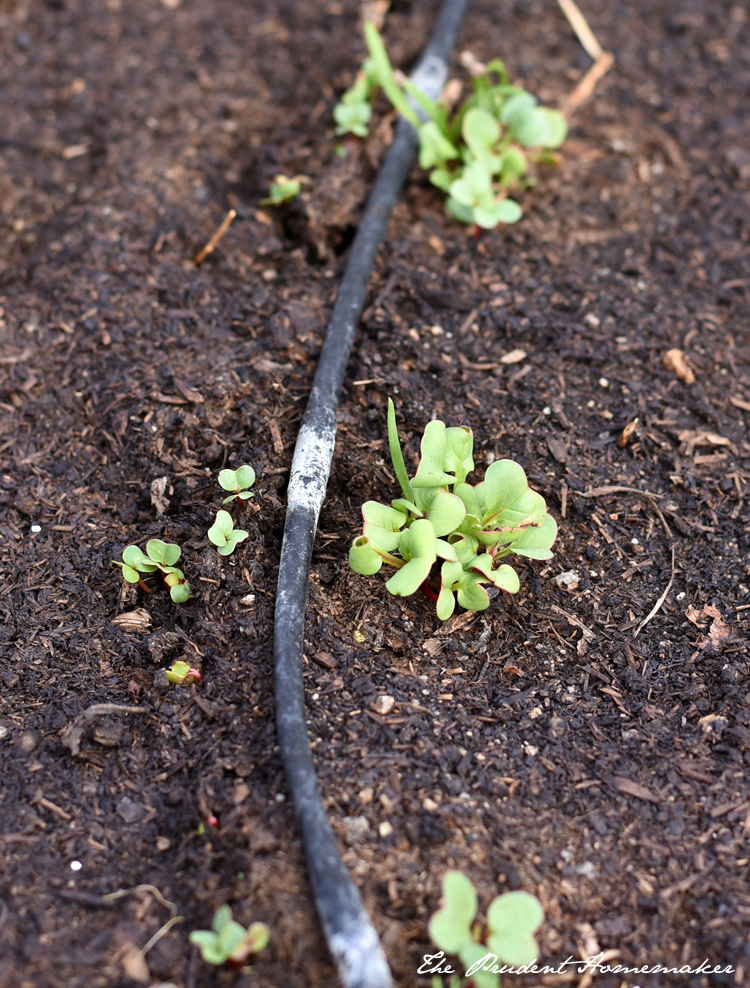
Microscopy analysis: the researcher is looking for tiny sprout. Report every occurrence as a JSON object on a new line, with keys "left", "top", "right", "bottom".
{"left": 261, "top": 174, "right": 308, "bottom": 206}
{"left": 208, "top": 509, "right": 248, "bottom": 556}
{"left": 218, "top": 465, "right": 256, "bottom": 504}
{"left": 428, "top": 871, "right": 544, "bottom": 988}
{"left": 114, "top": 540, "right": 193, "bottom": 602}
{"left": 166, "top": 660, "right": 202, "bottom": 685}
{"left": 189, "top": 905, "right": 270, "bottom": 967}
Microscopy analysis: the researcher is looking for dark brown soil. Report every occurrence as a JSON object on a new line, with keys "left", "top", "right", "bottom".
{"left": 1, "top": 0, "right": 749, "bottom": 986}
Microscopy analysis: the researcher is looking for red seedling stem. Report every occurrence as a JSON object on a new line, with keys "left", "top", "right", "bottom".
{"left": 420, "top": 580, "right": 439, "bottom": 602}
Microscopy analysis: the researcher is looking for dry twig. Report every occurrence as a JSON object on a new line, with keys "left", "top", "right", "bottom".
{"left": 194, "top": 208, "right": 237, "bottom": 265}
{"left": 556, "top": 0, "right": 614, "bottom": 116}
{"left": 633, "top": 545, "right": 676, "bottom": 638}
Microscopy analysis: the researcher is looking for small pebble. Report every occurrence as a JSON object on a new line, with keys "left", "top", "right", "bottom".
{"left": 70, "top": 861, "right": 82, "bottom": 872}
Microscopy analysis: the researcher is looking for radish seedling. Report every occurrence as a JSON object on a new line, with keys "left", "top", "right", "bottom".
{"left": 334, "top": 26, "right": 567, "bottom": 230}
{"left": 114, "top": 540, "right": 193, "bottom": 602}
{"left": 261, "top": 174, "right": 308, "bottom": 206}
{"left": 218, "top": 465, "right": 256, "bottom": 504}
{"left": 207, "top": 509, "right": 248, "bottom": 556}
{"left": 427, "top": 871, "right": 544, "bottom": 988}
{"left": 349, "top": 400, "right": 557, "bottom": 620}
{"left": 165, "top": 660, "right": 202, "bottom": 686}
{"left": 189, "top": 905, "right": 270, "bottom": 967}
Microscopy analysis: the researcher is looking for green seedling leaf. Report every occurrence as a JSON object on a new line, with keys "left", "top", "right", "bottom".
{"left": 240, "top": 921, "right": 271, "bottom": 957}
{"left": 391, "top": 497, "right": 422, "bottom": 517}
{"left": 387, "top": 398, "right": 414, "bottom": 502}
{"left": 447, "top": 532, "right": 479, "bottom": 566}
{"left": 234, "top": 465, "right": 256, "bottom": 488}
{"left": 363, "top": 22, "right": 420, "bottom": 128}
{"left": 217, "top": 919, "right": 248, "bottom": 958}
{"left": 499, "top": 511, "right": 557, "bottom": 559}
{"left": 208, "top": 509, "right": 249, "bottom": 556}
{"left": 512, "top": 106, "right": 556, "bottom": 148}
{"left": 212, "top": 905, "right": 233, "bottom": 933}
{"left": 362, "top": 501, "right": 407, "bottom": 551}
{"left": 459, "top": 941, "right": 500, "bottom": 988}
{"left": 442, "top": 426, "right": 474, "bottom": 485}
{"left": 146, "top": 539, "right": 181, "bottom": 568}
{"left": 493, "top": 489, "right": 547, "bottom": 531}
{"left": 469, "top": 555, "right": 520, "bottom": 593}
{"left": 446, "top": 196, "right": 475, "bottom": 225}
{"left": 456, "top": 576, "right": 490, "bottom": 611}
{"left": 481, "top": 459, "right": 532, "bottom": 518}
{"left": 435, "top": 539, "right": 459, "bottom": 562}
{"left": 427, "top": 491, "right": 466, "bottom": 537}
{"left": 486, "top": 890, "right": 544, "bottom": 966}
{"left": 537, "top": 107, "right": 567, "bottom": 148}
{"left": 122, "top": 544, "right": 158, "bottom": 573}
{"left": 260, "top": 174, "right": 307, "bottom": 206}
{"left": 418, "top": 121, "right": 459, "bottom": 169}
{"left": 499, "top": 145, "right": 528, "bottom": 183}
{"left": 449, "top": 159, "right": 492, "bottom": 208}
{"left": 474, "top": 196, "right": 522, "bottom": 229}
{"left": 334, "top": 100, "right": 372, "bottom": 137}
{"left": 428, "top": 871, "right": 477, "bottom": 955}
{"left": 429, "top": 166, "right": 453, "bottom": 192}
{"left": 349, "top": 536, "right": 384, "bottom": 575}
{"left": 437, "top": 559, "right": 463, "bottom": 621}
{"left": 169, "top": 581, "right": 193, "bottom": 603}
{"left": 500, "top": 91, "right": 537, "bottom": 127}
{"left": 454, "top": 483, "right": 482, "bottom": 520}
{"left": 386, "top": 519, "right": 436, "bottom": 596}
{"left": 412, "top": 420, "right": 455, "bottom": 488}
{"left": 166, "top": 660, "right": 201, "bottom": 684}
{"left": 463, "top": 107, "right": 501, "bottom": 173}
{"left": 219, "top": 465, "right": 255, "bottom": 503}
{"left": 189, "top": 930, "right": 227, "bottom": 966}
{"left": 114, "top": 545, "right": 157, "bottom": 583}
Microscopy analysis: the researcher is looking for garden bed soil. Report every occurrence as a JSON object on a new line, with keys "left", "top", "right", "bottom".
{"left": 1, "top": 0, "right": 750, "bottom": 986}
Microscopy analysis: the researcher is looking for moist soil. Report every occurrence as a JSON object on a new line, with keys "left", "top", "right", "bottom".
{"left": 1, "top": 0, "right": 750, "bottom": 986}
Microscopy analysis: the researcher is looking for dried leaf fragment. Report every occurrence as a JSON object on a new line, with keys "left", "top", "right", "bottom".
{"left": 111, "top": 608, "right": 152, "bottom": 632}
{"left": 663, "top": 348, "right": 696, "bottom": 384}
{"left": 617, "top": 418, "right": 639, "bottom": 449}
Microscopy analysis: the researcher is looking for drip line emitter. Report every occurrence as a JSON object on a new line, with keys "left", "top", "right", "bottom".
{"left": 272, "top": 1, "right": 470, "bottom": 986}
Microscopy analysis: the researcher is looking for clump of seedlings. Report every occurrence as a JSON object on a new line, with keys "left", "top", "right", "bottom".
{"left": 349, "top": 400, "right": 557, "bottom": 620}
{"left": 427, "top": 871, "right": 544, "bottom": 988}
{"left": 113, "top": 540, "right": 193, "bottom": 602}
{"left": 334, "top": 24, "right": 567, "bottom": 229}
{"left": 189, "top": 905, "right": 270, "bottom": 967}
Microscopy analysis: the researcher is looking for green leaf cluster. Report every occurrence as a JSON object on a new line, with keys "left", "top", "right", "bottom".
{"left": 208, "top": 509, "right": 248, "bottom": 556}
{"left": 260, "top": 174, "right": 308, "bottom": 207}
{"left": 349, "top": 400, "right": 557, "bottom": 620}
{"left": 113, "top": 539, "right": 193, "bottom": 603}
{"left": 189, "top": 905, "right": 270, "bottom": 967}
{"left": 428, "top": 871, "right": 544, "bottom": 988}
{"left": 333, "top": 29, "right": 567, "bottom": 229}
{"left": 165, "top": 660, "right": 201, "bottom": 686}
{"left": 218, "top": 464, "right": 256, "bottom": 504}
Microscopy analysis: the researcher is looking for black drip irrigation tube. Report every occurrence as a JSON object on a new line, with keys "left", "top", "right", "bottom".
{"left": 273, "top": 1, "right": 470, "bottom": 986}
